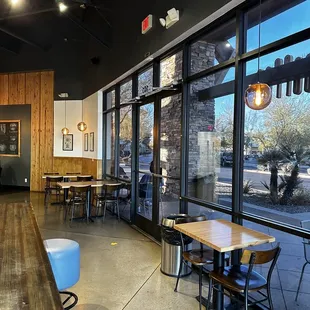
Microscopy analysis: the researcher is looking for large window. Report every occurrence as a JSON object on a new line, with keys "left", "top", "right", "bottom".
{"left": 190, "top": 19, "right": 236, "bottom": 75}
{"left": 105, "top": 112, "right": 115, "bottom": 176}
{"left": 187, "top": 68, "right": 235, "bottom": 208}
{"left": 119, "top": 106, "right": 132, "bottom": 180}
{"left": 120, "top": 80, "right": 132, "bottom": 104}
{"left": 138, "top": 68, "right": 153, "bottom": 96}
{"left": 246, "top": 0, "right": 310, "bottom": 52}
{"left": 160, "top": 51, "right": 183, "bottom": 86}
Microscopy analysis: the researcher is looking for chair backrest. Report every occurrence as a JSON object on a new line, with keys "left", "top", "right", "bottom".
{"left": 44, "top": 172, "right": 59, "bottom": 175}
{"left": 77, "top": 176, "right": 92, "bottom": 182}
{"left": 301, "top": 220, "right": 310, "bottom": 261}
{"left": 103, "top": 183, "right": 122, "bottom": 198}
{"left": 241, "top": 244, "right": 281, "bottom": 289}
{"left": 69, "top": 185, "right": 91, "bottom": 195}
{"left": 175, "top": 215, "right": 207, "bottom": 225}
{"left": 66, "top": 172, "right": 81, "bottom": 175}
{"left": 46, "top": 176, "right": 63, "bottom": 184}
{"left": 301, "top": 220, "right": 310, "bottom": 242}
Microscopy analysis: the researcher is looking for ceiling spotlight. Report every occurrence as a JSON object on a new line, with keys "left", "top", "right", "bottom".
{"left": 225, "top": 42, "right": 231, "bottom": 48}
{"left": 10, "top": 0, "right": 21, "bottom": 6}
{"left": 58, "top": 2, "right": 68, "bottom": 13}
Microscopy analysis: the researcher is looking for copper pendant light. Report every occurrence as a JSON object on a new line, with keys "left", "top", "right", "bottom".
{"left": 77, "top": 100, "right": 87, "bottom": 132}
{"left": 61, "top": 100, "right": 70, "bottom": 135}
{"left": 244, "top": 0, "right": 272, "bottom": 110}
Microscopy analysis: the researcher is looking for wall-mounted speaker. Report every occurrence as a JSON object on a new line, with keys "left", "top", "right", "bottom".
{"left": 91, "top": 57, "right": 100, "bottom": 65}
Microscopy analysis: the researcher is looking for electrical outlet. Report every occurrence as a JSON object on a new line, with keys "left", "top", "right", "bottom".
{"left": 25, "top": 178, "right": 28, "bottom": 183}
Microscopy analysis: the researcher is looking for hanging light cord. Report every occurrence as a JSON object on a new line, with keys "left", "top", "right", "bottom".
{"left": 258, "top": 0, "right": 262, "bottom": 82}
{"left": 65, "top": 100, "right": 67, "bottom": 128}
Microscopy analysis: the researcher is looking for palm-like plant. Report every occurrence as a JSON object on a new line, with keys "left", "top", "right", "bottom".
{"left": 258, "top": 150, "right": 285, "bottom": 204}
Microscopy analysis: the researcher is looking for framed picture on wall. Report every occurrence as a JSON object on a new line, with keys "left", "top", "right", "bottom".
{"left": 84, "top": 133, "right": 88, "bottom": 151}
{"left": 63, "top": 134, "right": 73, "bottom": 151}
{"left": 0, "top": 120, "right": 20, "bottom": 157}
{"left": 90, "top": 132, "right": 94, "bottom": 152}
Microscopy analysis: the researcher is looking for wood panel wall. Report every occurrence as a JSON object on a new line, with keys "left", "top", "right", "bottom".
{"left": 0, "top": 71, "right": 102, "bottom": 191}
{"left": 0, "top": 71, "right": 54, "bottom": 191}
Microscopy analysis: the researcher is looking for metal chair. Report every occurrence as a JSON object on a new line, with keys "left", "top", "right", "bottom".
{"left": 95, "top": 183, "right": 122, "bottom": 222}
{"left": 295, "top": 220, "right": 310, "bottom": 301}
{"left": 65, "top": 185, "right": 91, "bottom": 225}
{"left": 77, "top": 175, "right": 92, "bottom": 182}
{"left": 207, "top": 244, "right": 281, "bottom": 310}
{"left": 174, "top": 215, "right": 218, "bottom": 310}
{"left": 44, "top": 176, "right": 63, "bottom": 206}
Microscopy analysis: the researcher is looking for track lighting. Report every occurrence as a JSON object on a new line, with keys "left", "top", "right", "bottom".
{"left": 10, "top": 0, "right": 21, "bottom": 6}
{"left": 56, "top": 0, "right": 68, "bottom": 13}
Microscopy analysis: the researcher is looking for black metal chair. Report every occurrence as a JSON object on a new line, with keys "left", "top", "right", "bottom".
{"left": 65, "top": 185, "right": 91, "bottom": 226}
{"left": 207, "top": 244, "right": 281, "bottom": 310}
{"left": 77, "top": 175, "right": 92, "bottom": 182}
{"left": 174, "top": 215, "right": 215, "bottom": 310}
{"left": 295, "top": 220, "right": 310, "bottom": 301}
{"left": 44, "top": 176, "right": 63, "bottom": 206}
{"left": 94, "top": 183, "right": 122, "bottom": 222}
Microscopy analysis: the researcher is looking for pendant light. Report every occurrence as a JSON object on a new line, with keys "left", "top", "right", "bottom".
{"left": 61, "top": 100, "right": 70, "bottom": 135}
{"left": 244, "top": 0, "right": 272, "bottom": 110}
{"left": 77, "top": 100, "right": 87, "bottom": 132}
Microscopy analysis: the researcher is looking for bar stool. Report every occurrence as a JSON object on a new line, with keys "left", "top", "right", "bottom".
{"left": 44, "top": 238, "right": 80, "bottom": 310}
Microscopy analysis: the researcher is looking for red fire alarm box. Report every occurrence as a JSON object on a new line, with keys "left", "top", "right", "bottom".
{"left": 142, "top": 15, "right": 153, "bottom": 34}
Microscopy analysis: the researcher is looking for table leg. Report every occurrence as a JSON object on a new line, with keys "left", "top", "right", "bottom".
{"left": 214, "top": 250, "right": 225, "bottom": 310}
{"left": 87, "top": 190, "right": 94, "bottom": 223}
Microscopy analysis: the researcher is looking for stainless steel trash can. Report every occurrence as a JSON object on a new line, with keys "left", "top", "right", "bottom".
{"left": 160, "top": 214, "right": 192, "bottom": 277}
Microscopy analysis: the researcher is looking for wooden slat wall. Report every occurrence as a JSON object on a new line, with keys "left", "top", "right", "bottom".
{"left": 0, "top": 74, "right": 8, "bottom": 104}
{"left": 82, "top": 158, "right": 101, "bottom": 179}
{"left": 53, "top": 157, "right": 83, "bottom": 175}
{"left": 0, "top": 71, "right": 54, "bottom": 191}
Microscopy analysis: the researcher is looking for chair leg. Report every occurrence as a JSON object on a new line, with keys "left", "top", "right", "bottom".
{"left": 103, "top": 202, "right": 107, "bottom": 223}
{"left": 295, "top": 262, "right": 308, "bottom": 301}
{"left": 70, "top": 205, "right": 75, "bottom": 227}
{"left": 207, "top": 277, "right": 213, "bottom": 309}
{"left": 117, "top": 200, "right": 120, "bottom": 221}
{"left": 199, "top": 265, "right": 203, "bottom": 310}
{"left": 244, "top": 289, "right": 248, "bottom": 310}
{"left": 267, "top": 282, "right": 274, "bottom": 310}
{"left": 174, "top": 257, "right": 184, "bottom": 292}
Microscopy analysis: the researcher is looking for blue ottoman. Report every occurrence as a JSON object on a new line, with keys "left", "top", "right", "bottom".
{"left": 44, "top": 239, "right": 80, "bottom": 309}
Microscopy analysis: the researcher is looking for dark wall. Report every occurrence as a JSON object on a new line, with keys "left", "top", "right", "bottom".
{"left": 82, "top": 0, "right": 231, "bottom": 98}
{"left": 0, "top": 105, "right": 31, "bottom": 187}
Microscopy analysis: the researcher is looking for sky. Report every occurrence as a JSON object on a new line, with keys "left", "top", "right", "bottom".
{"left": 215, "top": 0, "right": 310, "bottom": 117}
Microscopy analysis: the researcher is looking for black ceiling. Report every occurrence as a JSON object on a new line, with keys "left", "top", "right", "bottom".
{"left": 0, "top": 0, "right": 113, "bottom": 99}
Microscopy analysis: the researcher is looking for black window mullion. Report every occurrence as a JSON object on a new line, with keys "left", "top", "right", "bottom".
{"left": 114, "top": 84, "right": 121, "bottom": 178}
{"left": 102, "top": 92, "right": 107, "bottom": 178}
{"left": 131, "top": 73, "right": 138, "bottom": 222}
{"left": 180, "top": 43, "right": 190, "bottom": 214}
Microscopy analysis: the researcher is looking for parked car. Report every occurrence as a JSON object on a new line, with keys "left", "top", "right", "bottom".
{"left": 221, "top": 152, "right": 233, "bottom": 166}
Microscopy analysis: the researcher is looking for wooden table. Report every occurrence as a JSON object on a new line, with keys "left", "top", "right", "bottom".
{"left": 57, "top": 180, "right": 123, "bottom": 222}
{"left": 174, "top": 219, "right": 275, "bottom": 310}
{"left": 0, "top": 203, "right": 62, "bottom": 309}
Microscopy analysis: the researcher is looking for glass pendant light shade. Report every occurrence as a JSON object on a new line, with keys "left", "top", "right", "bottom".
{"left": 244, "top": 82, "right": 272, "bottom": 110}
{"left": 77, "top": 121, "right": 87, "bottom": 132}
{"left": 61, "top": 127, "right": 69, "bottom": 135}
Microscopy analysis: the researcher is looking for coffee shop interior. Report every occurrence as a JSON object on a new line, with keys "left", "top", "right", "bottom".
{"left": 1, "top": 0, "right": 310, "bottom": 309}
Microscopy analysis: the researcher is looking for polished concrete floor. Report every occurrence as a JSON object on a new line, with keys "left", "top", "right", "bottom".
{"left": 2, "top": 190, "right": 309, "bottom": 309}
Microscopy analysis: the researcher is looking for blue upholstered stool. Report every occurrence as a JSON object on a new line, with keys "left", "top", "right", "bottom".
{"left": 44, "top": 239, "right": 80, "bottom": 310}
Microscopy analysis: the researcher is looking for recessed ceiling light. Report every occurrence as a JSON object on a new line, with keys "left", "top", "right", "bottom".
{"left": 59, "top": 2, "right": 68, "bottom": 13}
{"left": 225, "top": 42, "right": 231, "bottom": 48}
{"left": 11, "top": 0, "right": 21, "bottom": 6}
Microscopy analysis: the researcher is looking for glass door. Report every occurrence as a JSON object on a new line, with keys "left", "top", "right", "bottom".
{"left": 134, "top": 93, "right": 182, "bottom": 240}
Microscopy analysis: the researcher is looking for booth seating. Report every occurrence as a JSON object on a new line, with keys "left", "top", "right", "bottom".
{"left": 44, "top": 239, "right": 80, "bottom": 310}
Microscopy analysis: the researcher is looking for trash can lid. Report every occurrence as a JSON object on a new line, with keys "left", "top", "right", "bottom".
{"left": 161, "top": 214, "right": 189, "bottom": 228}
